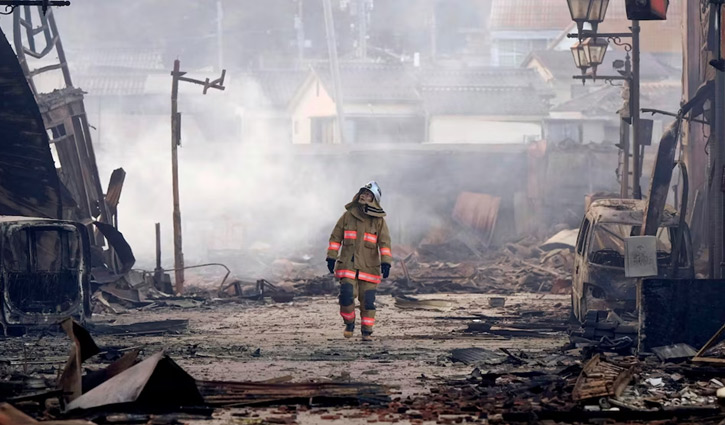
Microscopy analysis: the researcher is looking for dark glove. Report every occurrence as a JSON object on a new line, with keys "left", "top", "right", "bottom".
{"left": 326, "top": 258, "right": 336, "bottom": 274}
{"left": 381, "top": 263, "right": 391, "bottom": 279}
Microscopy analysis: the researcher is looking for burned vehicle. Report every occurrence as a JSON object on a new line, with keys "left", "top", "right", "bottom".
{"left": 0, "top": 216, "right": 91, "bottom": 332}
{"left": 571, "top": 199, "right": 693, "bottom": 323}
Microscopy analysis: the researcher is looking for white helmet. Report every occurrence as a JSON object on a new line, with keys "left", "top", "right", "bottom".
{"left": 361, "top": 181, "right": 382, "bottom": 203}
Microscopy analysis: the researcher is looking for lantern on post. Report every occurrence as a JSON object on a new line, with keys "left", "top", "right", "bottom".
{"left": 566, "top": 0, "right": 610, "bottom": 37}
{"left": 570, "top": 40, "right": 591, "bottom": 82}
{"left": 582, "top": 37, "right": 610, "bottom": 77}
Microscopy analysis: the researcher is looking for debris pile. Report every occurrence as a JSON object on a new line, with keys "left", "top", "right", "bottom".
{"left": 0, "top": 319, "right": 390, "bottom": 424}
{"left": 381, "top": 229, "right": 575, "bottom": 295}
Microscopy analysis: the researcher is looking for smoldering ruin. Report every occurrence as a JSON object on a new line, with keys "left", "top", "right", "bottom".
{"left": 3, "top": 1, "right": 725, "bottom": 424}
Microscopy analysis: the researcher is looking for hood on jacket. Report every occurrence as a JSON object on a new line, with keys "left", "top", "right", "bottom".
{"left": 345, "top": 191, "right": 386, "bottom": 218}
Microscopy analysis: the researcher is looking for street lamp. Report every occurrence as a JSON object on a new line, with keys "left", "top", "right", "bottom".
{"left": 570, "top": 40, "right": 590, "bottom": 77}
{"left": 582, "top": 37, "right": 610, "bottom": 77}
{"left": 566, "top": 0, "right": 610, "bottom": 38}
{"left": 565, "top": 0, "right": 642, "bottom": 200}
{"left": 585, "top": 0, "right": 610, "bottom": 34}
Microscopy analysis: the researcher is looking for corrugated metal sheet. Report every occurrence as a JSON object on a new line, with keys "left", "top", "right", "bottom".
{"left": 451, "top": 192, "right": 501, "bottom": 243}
{"left": 0, "top": 27, "right": 61, "bottom": 219}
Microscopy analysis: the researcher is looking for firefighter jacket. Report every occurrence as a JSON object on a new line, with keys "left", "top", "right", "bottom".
{"left": 326, "top": 194, "right": 392, "bottom": 284}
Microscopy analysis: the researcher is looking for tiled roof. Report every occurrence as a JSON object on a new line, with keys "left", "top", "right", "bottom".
{"left": 490, "top": 0, "right": 572, "bottom": 31}
{"left": 420, "top": 67, "right": 547, "bottom": 88}
{"left": 67, "top": 47, "right": 165, "bottom": 73}
{"left": 315, "top": 64, "right": 420, "bottom": 103}
{"left": 305, "top": 64, "right": 552, "bottom": 115}
{"left": 243, "top": 69, "right": 308, "bottom": 108}
{"left": 552, "top": 81, "right": 681, "bottom": 115}
{"left": 74, "top": 74, "right": 148, "bottom": 96}
{"left": 421, "top": 86, "right": 550, "bottom": 116}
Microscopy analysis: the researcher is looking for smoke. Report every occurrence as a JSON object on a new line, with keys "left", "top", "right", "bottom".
{"left": 90, "top": 76, "right": 343, "bottom": 276}
{"left": 1, "top": 0, "right": 685, "bottom": 283}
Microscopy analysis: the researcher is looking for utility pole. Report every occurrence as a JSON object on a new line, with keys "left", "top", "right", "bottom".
{"left": 357, "top": 0, "right": 367, "bottom": 59}
{"left": 170, "top": 60, "right": 226, "bottom": 294}
{"left": 322, "top": 0, "right": 346, "bottom": 144}
{"left": 430, "top": 3, "right": 437, "bottom": 61}
{"left": 295, "top": 0, "right": 305, "bottom": 63}
{"left": 631, "top": 21, "right": 642, "bottom": 199}
{"left": 216, "top": 0, "right": 224, "bottom": 72}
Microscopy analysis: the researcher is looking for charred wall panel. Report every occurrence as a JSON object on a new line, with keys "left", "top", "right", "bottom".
{"left": 0, "top": 27, "right": 61, "bottom": 219}
{"left": 639, "top": 279, "right": 725, "bottom": 351}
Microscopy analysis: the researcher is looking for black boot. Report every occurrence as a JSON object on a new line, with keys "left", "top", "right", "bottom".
{"left": 361, "top": 330, "right": 373, "bottom": 342}
{"left": 343, "top": 323, "right": 355, "bottom": 338}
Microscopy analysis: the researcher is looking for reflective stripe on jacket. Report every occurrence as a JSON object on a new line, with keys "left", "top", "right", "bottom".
{"left": 326, "top": 200, "right": 392, "bottom": 284}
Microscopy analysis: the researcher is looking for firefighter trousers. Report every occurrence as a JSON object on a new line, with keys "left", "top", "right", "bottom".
{"left": 338, "top": 277, "right": 377, "bottom": 333}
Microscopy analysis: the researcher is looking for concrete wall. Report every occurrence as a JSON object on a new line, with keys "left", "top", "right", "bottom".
{"left": 428, "top": 116, "right": 542, "bottom": 144}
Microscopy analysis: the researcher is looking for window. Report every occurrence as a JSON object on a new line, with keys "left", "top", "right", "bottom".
{"left": 3, "top": 228, "right": 81, "bottom": 272}
{"left": 311, "top": 117, "right": 336, "bottom": 144}
{"left": 587, "top": 224, "right": 684, "bottom": 268}
{"left": 576, "top": 218, "right": 590, "bottom": 255}
{"left": 496, "top": 38, "right": 549, "bottom": 67}
{"left": 546, "top": 121, "right": 583, "bottom": 144}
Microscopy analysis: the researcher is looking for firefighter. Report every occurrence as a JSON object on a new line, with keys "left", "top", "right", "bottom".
{"left": 326, "top": 181, "right": 392, "bottom": 342}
